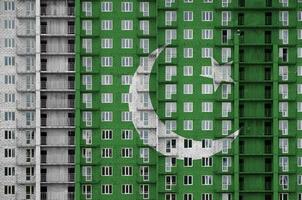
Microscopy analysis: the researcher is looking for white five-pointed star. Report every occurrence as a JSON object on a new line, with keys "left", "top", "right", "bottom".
{"left": 201, "top": 57, "right": 234, "bottom": 91}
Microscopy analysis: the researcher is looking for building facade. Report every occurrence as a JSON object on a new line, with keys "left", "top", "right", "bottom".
{"left": 2, "top": 0, "right": 302, "bottom": 200}
{"left": 76, "top": 0, "right": 302, "bottom": 200}
{"left": 0, "top": 0, "right": 75, "bottom": 199}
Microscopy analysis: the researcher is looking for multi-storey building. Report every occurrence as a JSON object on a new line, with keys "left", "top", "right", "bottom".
{"left": 76, "top": 0, "right": 302, "bottom": 200}
{"left": 0, "top": 0, "right": 75, "bottom": 199}
{"left": 2, "top": 0, "right": 302, "bottom": 200}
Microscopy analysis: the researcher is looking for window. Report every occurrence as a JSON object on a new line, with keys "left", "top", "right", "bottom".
{"left": 184, "top": 11, "right": 193, "bottom": 21}
{"left": 101, "top": 129, "right": 113, "bottom": 140}
{"left": 183, "top": 66, "right": 193, "bottom": 76}
{"left": 140, "top": 2, "right": 149, "bottom": 17}
{"left": 222, "top": 157, "right": 232, "bottom": 172}
{"left": 121, "top": 148, "right": 133, "bottom": 158}
{"left": 121, "top": 20, "right": 133, "bottom": 30}
{"left": 140, "top": 148, "right": 149, "bottom": 163}
{"left": 83, "top": 112, "right": 92, "bottom": 126}
{"left": 82, "top": 130, "right": 92, "bottom": 144}
{"left": 4, "top": 112, "right": 15, "bottom": 121}
{"left": 4, "top": 1, "right": 15, "bottom": 11}
{"left": 4, "top": 19, "right": 15, "bottom": 29}
{"left": 140, "top": 20, "right": 149, "bottom": 35}
{"left": 101, "top": 20, "right": 113, "bottom": 30}
{"left": 4, "top": 130, "right": 15, "bottom": 140}
{"left": 101, "top": 166, "right": 112, "bottom": 176}
{"left": 121, "top": 93, "right": 132, "bottom": 103}
{"left": 222, "top": 11, "right": 231, "bottom": 26}
{"left": 121, "top": 57, "right": 133, "bottom": 67}
{"left": 184, "top": 139, "right": 193, "bottom": 148}
{"left": 202, "top": 29, "right": 213, "bottom": 39}
{"left": 184, "top": 120, "right": 193, "bottom": 130}
{"left": 82, "top": 75, "right": 92, "bottom": 90}
{"left": 183, "top": 175, "right": 193, "bottom": 185}
{"left": 166, "top": 29, "right": 177, "bottom": 44}
{"left": 201, "top": 175, "right": 213, "bottom": 185}
{"left": 101, "top": 38, "right": 113, "bottom": 49}
{"left": 121, "top": 2, "right": 133, "bottom": 12}
{"left": 121, "top": 75, "right": 132, "bottom": 85}
{"left": 140, "top": 166, "right": 149, "bottom": 181}
{"left": 299, "top": 11, "right": 302, "bottom": 21}
{"left": 279, "top": 175, "right": 289, "bottom": 190}
{"left": 101, "top": 148, "right": 113, "bottom": 158}
{"left": 202, "top": 11, "right": 213, "bottom": 21}
{"left": 4, "top": 93, "right": 15, "bottom": 103}
{"left": 101, "top": 56, "right": 113, "bottom": 67}
{"left": 82, "top": 39, "right": 92, "bottom": 53}
{"left": 4, "top": 148, "right": 15, "bottom": 158}
{"left": 280, "top": 29, "right": 288, "bottom": 44}
{"left": 184, "top": 102, "right": 193, "bottom": 112}
{"left": 201, "top": 139, "right": 212, "bottom": 148}
{"left": 165, "top": 11, "right": 177, "bottom": 26}
{"left": 4, "top": 56, "right": 15, "bottom": 66}
{"left": 83, "top": 57, "right": 92, "bottom": 71}
{"left": 298, "top": 29, "right": 302, "bottom": 40}
{"left": 201, "top": 120, "right": 213, "bottom": 130}
{"left": 201, "top": 193, "right": 213, "bottom": 200}
{"left": 280, "top": 11, "right": 289, "bottom": 26}
{"left": 101, "top": 112, "right": 113, "bottom": 122}
{"left": 121, "top": 111, "right": 132, "bottom": 122}
{"left": 201, "top": 48, "right": 213, "bottom": 58}
{"left": 4, "top": 38, "right": 15, "bottom": 48}
{"left": 184, "top": 84, "right": 193, "bottom": 94}
{"left": 298, "top": 139, "right": 302, "bottom": 149}
{"left": 222, "top": 120, "right": 232, "bottom": 135}
{"left": 101, "top": 2, "right": 113, "bottom": 12}
{"left": 184, "top": 48, "right": 193, "bottom": 58}
{"left": 184, "top": 29, "right": 193, "bottom": 40}
{"left": 82, "top": 2, "right": 92, "bottom": 16}
{"left": 166, "top": 66, "right": 177, "bottom": 81}
{"left": 4, "top": 167, "right": 15, "bottom": 176}
{"left": 101, "top": 75, "right": 113, "bottom": 85}
{"left": 202, "top": 102, "right": 213, "bottom": 112}
{"left": 222, "top": 48, "right": 232, "bottom": 62}
{"left": 101, "top": 93, "right": 113, "bottom": 104}
{"left": 82, "top": 20, "right": 92, "bottom": 35}
{"left": 184, "top": 157, "right": 193, "bottom": 167}
{"left": 140, "top": 39, "right": 149, "bottom": 53}
{"left": 121, "top": 184, "right": 133, "bottom": 194}
{"left": 121, "top": 38, "right": 133, "bottom": 49}
{"left": 82, "top": 166, "right": 92, "bottom": 181}
{"left": 201, "top": 84, "right": 213, "bottom": 94}
{"left": 121, "top": 166, "right": 132, "bottom": 176}
{"left": 122, "top": 130, "right": 133, "bottom": 140}
{"left": 4, "top": 185, "right": 15, "bottom": 195}
{"left": 101, "top": 184, "right": 113, "bottom": 194}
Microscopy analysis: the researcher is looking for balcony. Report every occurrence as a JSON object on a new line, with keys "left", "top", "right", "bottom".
{"left": 16, "top": 156, "right": 35, "bottom": 166}
{"left": 40, "top": 136, "right": 75, "bottom": 147}
{"left": 16, "top": 100, "right": 35, "bottom": 110}
{"left": 41, "top": 99, "right": 74, "bottom": 110}
{"left": 41, "top": 44, "right": 75, "bottom": 55}
{"left": 41, "top": 25, "right": 75, "bottom": 36}
{"left": 16, "top": 175, "right": 35, "bottom": 184}
{"left": 41, "top": 192, "right": 74, "bottom": 200}
{"left": 41, "top": 117, "right": 75, "bottom": 128}
{"left": 41, "top": 155, "right": 74, "bottom": 165}
{"left": 40, "top": 81, "right": 75, "bottom": 91}
{"left": 16, "top": 8, "right": 35, "bottom": 18}
{"left": 41, "top": 173, "right": 74, "bottom": 183}
{"left": 16, "top": 47, "right": 36, "bottom": 55}
{"left": 40, "top": 7, "right": 74, "bottom": 18}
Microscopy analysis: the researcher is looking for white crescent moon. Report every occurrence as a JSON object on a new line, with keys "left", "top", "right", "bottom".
{"left": 128, "top": 46, "right": 239, "bottom": 160}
